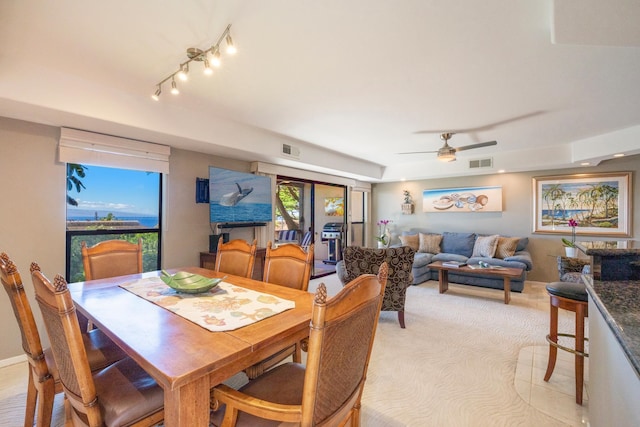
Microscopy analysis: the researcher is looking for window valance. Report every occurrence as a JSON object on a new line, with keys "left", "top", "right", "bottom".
{"left": 58, "top": 128, "right": 170, "bottom": 174}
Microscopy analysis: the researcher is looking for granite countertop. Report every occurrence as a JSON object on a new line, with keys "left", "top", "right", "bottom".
{"left": 583, "top": 275, "right": 640, "bottom": 376}
{"left": 576, "top": 240, "right": 640, "bottom": 256}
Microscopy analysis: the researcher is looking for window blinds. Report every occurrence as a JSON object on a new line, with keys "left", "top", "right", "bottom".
{"left": 58, "top": 128, "right": 170, "bottom": 174}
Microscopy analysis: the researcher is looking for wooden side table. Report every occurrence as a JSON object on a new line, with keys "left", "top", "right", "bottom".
{"left": 200, "top": 248, "right": 267, "bottom": 281}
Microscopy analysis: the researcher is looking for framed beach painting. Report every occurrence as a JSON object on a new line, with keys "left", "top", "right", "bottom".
{"left": 532, "top": 172, "right": 632, "bottom": 236}
{"left": 422, "top": 186, "right": 502, "bottom": 212}
{"left": 324, "top": 197, "right": 344, "bottom": 216}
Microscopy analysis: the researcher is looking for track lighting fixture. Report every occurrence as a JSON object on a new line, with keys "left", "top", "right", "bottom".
{"left": 151, "top": 24, "right": 236, "bottom": 101}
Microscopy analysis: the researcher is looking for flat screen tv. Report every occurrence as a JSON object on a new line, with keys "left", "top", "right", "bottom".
{"left": 209, "top": 166, "right": 272, "bottom": 224}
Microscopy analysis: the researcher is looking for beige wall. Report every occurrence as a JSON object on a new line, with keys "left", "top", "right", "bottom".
{"left": 372, "top": 156, "right": 639, "bottom": 283}
{"left": 1, "top": 114, "right": 638, "bottom": 360}
{"left": 0, "top": 117, "right": 254, "bottom": 361}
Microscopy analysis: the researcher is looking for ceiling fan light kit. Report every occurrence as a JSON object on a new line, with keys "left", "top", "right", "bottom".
{"left": 151, "top": 24, "right": 236, "bottom": 101}
{"left": 399, "top": 132, "right": 497, "bottom": 162}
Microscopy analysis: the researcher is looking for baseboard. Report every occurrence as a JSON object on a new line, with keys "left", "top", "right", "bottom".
{"left": 0, "top": 354, "right": 27, "bottom": 368}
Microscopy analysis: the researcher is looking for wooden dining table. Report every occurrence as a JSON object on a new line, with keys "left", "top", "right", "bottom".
{"left": 68, "top": 266, "right": 314, "bottom": 427}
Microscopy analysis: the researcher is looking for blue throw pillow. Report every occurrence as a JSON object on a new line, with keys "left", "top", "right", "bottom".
{"left": 441, "top": 232, "right": 476, "bottom": 257}
{"left": 516, "top": 237, "right": 529, "bottom": 252}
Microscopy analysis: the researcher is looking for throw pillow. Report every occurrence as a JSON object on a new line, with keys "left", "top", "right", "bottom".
{"left": 419, "top": 233, "right": 442, "bottom": 254}
{"left": 399, "top": 234, "right": 419, "bottom": 252}
{"left": 494, "top": 236, "right": 520, "bottom": 259}
{"left": 472, "top": 234, "right": 499, "bottom": 258}
{"left": 441, "top": 232, "right": 476, "bottom": 257}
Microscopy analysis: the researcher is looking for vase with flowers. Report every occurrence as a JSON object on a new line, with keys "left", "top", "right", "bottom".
{"left": 376, "top": 219, "right": 391, "bottom": 248}
{"left": 561, "top": 218, "right": 578, "bottom": 257}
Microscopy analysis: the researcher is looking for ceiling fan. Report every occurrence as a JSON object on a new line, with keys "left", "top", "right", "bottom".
{"left": 398, "top": 132, "right": 497, "bottom": 162}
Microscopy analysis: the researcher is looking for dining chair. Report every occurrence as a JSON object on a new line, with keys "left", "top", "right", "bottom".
{"left": 243, "top": 241, "right": 315, "bottom": 379}
{"left": 80, "top": 238, "right": 143, "bottom": 330}
{"left": 30, "top": 263, "right": 164, "bottom": 427}
{"left": 81, "top": 238, "right": 143, "bottom": 281}
{"left": 210, "top": 262, "right": 388, "bottom": 427}
{"left": 215, "top": 238, "right": 258, "bottom": 278}
{"left": 0, "top": 253, "right": 126, "bottom": 427}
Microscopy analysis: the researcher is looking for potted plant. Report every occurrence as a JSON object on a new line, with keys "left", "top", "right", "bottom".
{"left": 561, "top": 218, "right": 578, "bottom": 257}
{"left": 376, "top": 219, "right": 391, "bottom": 248}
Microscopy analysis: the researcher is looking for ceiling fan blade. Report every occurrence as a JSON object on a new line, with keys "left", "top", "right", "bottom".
{"left": 454, "top": 141, "right": 497, "bottom": 152}
{"left": 397, "top": 150, "right": 439, "bottom": 154}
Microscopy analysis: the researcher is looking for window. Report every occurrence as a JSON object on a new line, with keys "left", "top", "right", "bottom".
{"left": 65, "top": 164, "right": 162, "bottom": 281}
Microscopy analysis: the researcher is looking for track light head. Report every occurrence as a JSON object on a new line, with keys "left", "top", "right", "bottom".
{"left": 203, "top": 58, "right": 213, "bottom": 75}
{"left": 151, "top": 86, "right": 161, "bottom": 101}
{"left": 225, "top": 34, "right": 236, "bottom": 54}
{"left": 212, "top": 48, "right": 222, "bottom": 67}
{"left": 171, "top": 78, "right": 179, "bottom": 95}
{"left": 177, "top": 64, "right": 189, "bottom": 81}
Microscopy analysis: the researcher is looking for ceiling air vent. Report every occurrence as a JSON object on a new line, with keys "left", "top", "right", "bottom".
{"left": 469, "top": 157, "right": 493, "bottom": 169}
{"left": 282, "top": 143, "right": 300, "bottom": 159}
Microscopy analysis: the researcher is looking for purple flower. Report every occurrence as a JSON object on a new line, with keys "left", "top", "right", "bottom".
{"left": 563, "top": 218, "right": 578, "bottom": 247}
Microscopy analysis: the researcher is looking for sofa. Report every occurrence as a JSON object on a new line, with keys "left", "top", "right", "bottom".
{"left": 395, "top": 230, "right": 533, "bottom": 292}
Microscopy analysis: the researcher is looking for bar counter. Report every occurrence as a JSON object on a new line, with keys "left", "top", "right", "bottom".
{"left": 576, "top": 240, "right": 640, "bottom": 425}
{"left": 582, "top": 275, "right": 640, "bottom": 376}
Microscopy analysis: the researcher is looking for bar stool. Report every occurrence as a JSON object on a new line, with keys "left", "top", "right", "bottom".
{"left": 543, "top": 280, "right": 589, "bottom": 405}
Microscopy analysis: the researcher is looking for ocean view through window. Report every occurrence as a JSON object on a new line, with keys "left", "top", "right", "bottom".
{"left": 65, "top": 164, "right": 162, "bottom": 281}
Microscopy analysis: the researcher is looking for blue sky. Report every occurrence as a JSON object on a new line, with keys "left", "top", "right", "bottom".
{"left": 67, "top": 165, "right": 160, "bottom": 217}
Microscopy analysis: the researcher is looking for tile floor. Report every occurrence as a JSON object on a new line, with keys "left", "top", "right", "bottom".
{"left": 516, "top": 344, "right": 590, "bottom": 426}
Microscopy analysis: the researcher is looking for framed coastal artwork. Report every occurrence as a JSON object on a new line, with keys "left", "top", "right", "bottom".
{"left": 422, "top": 186, "right": 502, "bottom": 213}
{"left": 324, "top": 197, "right": 344, "bottom": 216}
{"left": 532, "top": 172, "right": 632, "bottom": 236}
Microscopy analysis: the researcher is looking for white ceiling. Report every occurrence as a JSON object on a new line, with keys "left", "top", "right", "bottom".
{"left": 1, "top": 0, "right": 639, "bottom": 182}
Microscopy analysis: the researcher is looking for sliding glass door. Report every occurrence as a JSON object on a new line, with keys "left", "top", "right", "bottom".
{"left": 275, "top": 177, "right": 346, "bottom": 279}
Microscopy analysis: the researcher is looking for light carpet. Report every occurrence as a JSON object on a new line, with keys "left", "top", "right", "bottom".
{"left": 359, "top": 279, "right": 574, "bottom": 427}
{"left": 1, "top": 278, "right": 578, "bottom": 427}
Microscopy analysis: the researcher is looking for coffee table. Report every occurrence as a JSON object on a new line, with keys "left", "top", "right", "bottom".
{"left": 428, "top": 261, "right": 524, "bottom": 304}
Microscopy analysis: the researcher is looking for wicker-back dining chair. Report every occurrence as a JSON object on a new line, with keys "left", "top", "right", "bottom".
{"left": 211, "top": 263, "right": 388, "bottom": 426}
{"left": 1, "top": 253, "right": 126, "bottom": 427}
{"left": 243, "top": 241, "right": 315, "bottom": 379}
{"left": 81, "top": 238, "right": 143, "bottom": 281}
{"left": 215, "top": 238, "right": 257, "bottom": 278}
{"left": 30, "top": 263, "right": 164, "bottom": 427}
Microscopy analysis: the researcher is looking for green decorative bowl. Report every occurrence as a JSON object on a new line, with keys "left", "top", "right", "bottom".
{"left": 160, "top": 270, "right": 225, "bottom": 294}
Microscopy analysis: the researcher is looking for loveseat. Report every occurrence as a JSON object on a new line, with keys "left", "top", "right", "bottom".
{"left": 395, "top": 230, "right": 533, "bottom": 292}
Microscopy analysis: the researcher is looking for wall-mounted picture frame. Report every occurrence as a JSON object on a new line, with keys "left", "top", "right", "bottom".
{"left": 422, "top": 186, "right": 502, "bottom": 212}
{"left": 324, "top": 197, "right": 344, "bottom": 216}
{"left": 532, "top": 172, "right": 632, "bottom": 236}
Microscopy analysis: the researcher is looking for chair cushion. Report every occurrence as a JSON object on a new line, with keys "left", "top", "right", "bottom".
{"left": 93, "top": 357, "right": 164, "bottom": 426}
{"left": 546, "top": 281, "right": 588, "bottom": 302}
{"left": 210, "top": 363, "right": 305, "bottom": 427}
